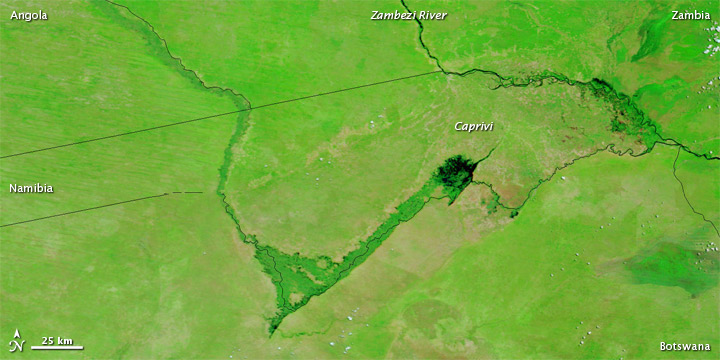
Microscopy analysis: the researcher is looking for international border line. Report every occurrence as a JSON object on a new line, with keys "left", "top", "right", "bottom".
{"left": 0, "top": 70, "right": 442, "bottom": 159}
{"left": 0, "top": 193, "right": 169, "bottom": 228}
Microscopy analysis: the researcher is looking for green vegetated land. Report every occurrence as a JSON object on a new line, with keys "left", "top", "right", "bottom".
{"left": 111, "top": 0, "right": 437, "bottom": 104}
{"left": 0, "top": 0, "right": 718, "bottom": 358}
{"left": 402, "top": 0, "right": 719, "bottom": 155}
{"left": 272, "top": 146, "right": 718, "bottom": 359}
{"left": 252, "top": 154, "right": 482, "bottom": 333}
{"left": 220, "top": 67, "right": 666, "bottom": 333}
{"left": 673, "top": 147, "right": 720, "bottom": 227}
{"left": 0, "top": 1, "right": 271, "bottom": 358}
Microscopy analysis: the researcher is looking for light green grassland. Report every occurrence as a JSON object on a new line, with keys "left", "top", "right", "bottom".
{"left": 223, "top": 71, "right": 655, "bottom": 331}
{"left": 1, "top": 1, "right": 272, "bottom": 358}
{"left": 674, "top": 149, "right": 720, "bottom": 226}
{"left": 2, "top": 194, "right": 275, "bottom": 359}
{"left": 0, "top": 0, "right": 718, "bottom": 358}
{"left": 226, "top": 74, "right": 642, "bottom": 257}
{"left": 225, "top": 76, "right": 645, "bottom": 259}
{"left": 608, "top": 0, "right": 720, "bottom": 156}
{"left": 405, "top": 0, "right": 719, "bottom": 156}
{"left": 272, "top": 145, "right": 718, "bottom": 359}
{"left": 402, "top": 0, "right": 647, "bottom": 79}
{"left": 113, "top": 0, "right": 437, "bottom": 105}
{"left": 0, "top": 1, "right": 243, "bottom": 157}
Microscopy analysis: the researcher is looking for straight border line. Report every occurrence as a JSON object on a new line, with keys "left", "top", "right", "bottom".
{"left": 0, "top": 193, "right": 169, "bottom": 228}
{"left": 0, "top": 70, "right": 442, "bottom": 159}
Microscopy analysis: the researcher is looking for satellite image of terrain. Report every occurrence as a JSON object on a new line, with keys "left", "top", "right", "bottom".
{"left": 1, "top": 0, "right": 718, "bottom": 359}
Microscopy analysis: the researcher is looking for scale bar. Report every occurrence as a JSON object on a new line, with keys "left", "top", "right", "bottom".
{"left": 31, "top": 346, "right": 84, "bottom": 350}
